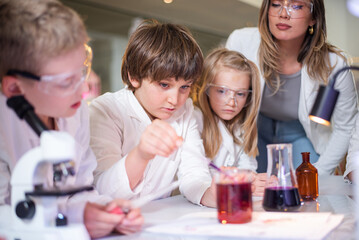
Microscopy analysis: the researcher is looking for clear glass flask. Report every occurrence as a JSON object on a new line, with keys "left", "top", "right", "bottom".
{"left": 262, "top": 143, "right": 301, "bottom": 211}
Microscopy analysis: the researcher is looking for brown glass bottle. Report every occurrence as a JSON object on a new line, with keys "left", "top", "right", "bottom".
{"left": 295, "top": 152, "right": 318, "bottom": 201}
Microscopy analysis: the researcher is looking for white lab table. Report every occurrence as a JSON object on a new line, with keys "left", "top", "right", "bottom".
{"left": 101, "top": 175, "right": 356, "bottom": 240}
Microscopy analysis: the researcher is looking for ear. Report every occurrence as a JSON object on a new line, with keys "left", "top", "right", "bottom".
{"left": 1, "top": 75, "right": 24, "bottom": 98}
{"left": 128, "top": 73, "right": 141, "bottom": 88}
{"left": 310, "top": 19, "right": 316, "bottom": 27}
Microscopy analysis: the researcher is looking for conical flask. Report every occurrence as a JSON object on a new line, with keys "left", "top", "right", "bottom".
{"left": 262, "top": 143, "right": 301, "bottom": 211}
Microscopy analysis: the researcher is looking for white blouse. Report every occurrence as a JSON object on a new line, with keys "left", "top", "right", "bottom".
{"left": 193, "top": 108, "right": 258, "bottom": 173}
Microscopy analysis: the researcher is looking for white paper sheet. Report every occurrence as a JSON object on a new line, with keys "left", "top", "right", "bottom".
{"left": 145, "top": 211, "right": 344, "bottom": 239}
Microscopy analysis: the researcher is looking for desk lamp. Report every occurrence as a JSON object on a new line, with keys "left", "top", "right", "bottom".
{"left": 309, "top": 66, "right": 359, "bottom": 126}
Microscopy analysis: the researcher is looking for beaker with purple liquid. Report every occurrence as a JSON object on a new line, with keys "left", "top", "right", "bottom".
{"left": 262, "top": 144, "right": 301, "bottom": 211}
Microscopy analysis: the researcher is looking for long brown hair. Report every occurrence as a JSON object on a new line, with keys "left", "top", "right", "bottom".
{"left": 193, "top": 48, "right": 260, "bottom": 159}
{"left": 258, "top": 0, "right": 345, "bottom": 90}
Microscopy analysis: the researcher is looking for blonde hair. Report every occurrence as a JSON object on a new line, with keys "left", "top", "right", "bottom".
{"left": 193, "top": 48, "right": 260, "bottom": 159}
{"left": 122, "top": 19, "right": 203, "bottom": 90}
{"left": 258, "top": 0, "right": 345, "bottom": 91}
{"left": 0, "top": 0, "right": 88, "bottom": 80}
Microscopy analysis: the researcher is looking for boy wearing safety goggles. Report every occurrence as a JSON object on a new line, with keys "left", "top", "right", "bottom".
{"left": 0, "top": 0, "right": 143, "bottom": 238}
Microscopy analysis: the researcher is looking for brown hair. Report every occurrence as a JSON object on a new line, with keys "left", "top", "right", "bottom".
{"left": 0, "top": 0, "right": 88, "bottom": 80}
{"left": 121, "top": 19, "right": 203, "bottom": 90}
{"left": 258, "top": 0, "right": 345, "bottom": 90}
{"left": 193, "top": 48, "right": 260, "bottom": 159}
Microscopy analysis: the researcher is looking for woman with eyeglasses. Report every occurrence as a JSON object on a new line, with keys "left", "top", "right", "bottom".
{"left": 192, "top": 48, "right": 266, "bottom": 196}
{"left": 226, "top": 0, "right": 357, "bottom": 175}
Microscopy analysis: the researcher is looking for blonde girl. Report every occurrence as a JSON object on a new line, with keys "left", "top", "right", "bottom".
{"left": 193, "top": 48, "right": 265, "bottom": 195}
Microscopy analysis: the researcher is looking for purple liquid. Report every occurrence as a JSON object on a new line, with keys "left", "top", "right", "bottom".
{"left": 262, "top": 187, "right": 301, "bottom": 211}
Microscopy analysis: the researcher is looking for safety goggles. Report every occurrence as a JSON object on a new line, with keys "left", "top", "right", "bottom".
{"left": 206, "top": 83, "right": 252, "bottom": 108}
{"left": 7, "top": 44, "right": 92, "bottom": 97}
{"left": 268, "top": 0, "right": 313, "bottom": 19}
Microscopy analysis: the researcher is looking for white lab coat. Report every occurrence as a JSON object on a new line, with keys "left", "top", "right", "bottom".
{"left": 226, "top": 27, "right": 358, "bottom": 175}
{"left": 0, "top": 93, "right": 110, "bottom": 228}
{"left": 193, "top": 108, "right": 258, "bottom": 173}
{"left": 89, "top": 88, "right": 212, "bottom": 205}
{"left": 344, "top": 114, "right": 359, "bottom": 179}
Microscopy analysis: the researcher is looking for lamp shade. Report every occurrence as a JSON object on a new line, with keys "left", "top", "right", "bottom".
{"left": 309, "top": 66, "right": 359, "bottom": 126}
{"left": 309, "top": 85, "right": 339, "bottom": 126}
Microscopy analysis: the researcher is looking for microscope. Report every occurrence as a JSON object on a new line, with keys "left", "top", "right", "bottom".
{"left": 3, "top": 96, "right": 93, "bottom": 240}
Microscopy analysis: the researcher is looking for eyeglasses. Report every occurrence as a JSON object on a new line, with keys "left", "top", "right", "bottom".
{"left": 268, "top": 0, "right": 313, "bottom": 19}
{"left": 7, "top": 44, "right": 93, "bottom": 97}
{"left": 206, "top": 83, "right": 252, "bottom": 107}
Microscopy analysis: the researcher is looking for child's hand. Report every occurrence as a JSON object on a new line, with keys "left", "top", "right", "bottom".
{"left": 126, "top": 119, "right": 183, "bottom": 189}
{"left": 114, "top": 207, "right": 143, "bottom": 234}
{"left": 107, "top": 199, "right": 144, "bottom": 235}
{"left": 137, "top": 119, "right": 183, "bottom": 161}
{"left": 83, "top": 202, "right": 124, "bottom": 239}
{"left": 252, "top": 173, "right": 266, "bottom": 196}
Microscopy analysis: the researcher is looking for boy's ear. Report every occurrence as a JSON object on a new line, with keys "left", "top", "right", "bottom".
{"left": 128, "top": 73, "right": 140, "bottom": 88}
{"left": 1, "top": 75, "right": 24, "bottom": 97}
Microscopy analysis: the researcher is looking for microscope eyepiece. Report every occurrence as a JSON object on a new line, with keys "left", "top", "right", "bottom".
{"left": 7, "top": 95, "right": 48, "bottom": 136}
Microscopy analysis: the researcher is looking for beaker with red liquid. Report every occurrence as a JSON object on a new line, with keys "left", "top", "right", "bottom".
{"left": 215, "top": 168, "right": 253, "bottom": 224}
{"left": 262, "top": 144, "right": 301, "bottom": 211}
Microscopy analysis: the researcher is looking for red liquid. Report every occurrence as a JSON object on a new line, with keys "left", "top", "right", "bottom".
{"left": 216, "top": 182, "right": 252, "bottom": 224}
{"left": 262, "top": 187, "right": 301, "bottom": 211}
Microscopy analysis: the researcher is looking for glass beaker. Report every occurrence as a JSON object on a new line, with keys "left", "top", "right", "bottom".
{"left": 262, "top": 143, "right": 301, "bottom": 211}
{"left": 215, "top": 168, "right": 253, "bottom": 224}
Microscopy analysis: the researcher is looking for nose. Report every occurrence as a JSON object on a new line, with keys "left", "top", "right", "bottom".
{"left": 279, "top": 5, "right": 291, "bottom": 18}
{"left": 167, "top": 89, "right": 179, "bottom": 106}
{"left": 225, "top": 90, "right": 237, "bottom": 106}
{"left": 226, "top": 96, "right": 237, "bottom": 107}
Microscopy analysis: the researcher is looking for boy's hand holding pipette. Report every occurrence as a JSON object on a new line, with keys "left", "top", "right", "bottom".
{"left": 126, "top": 119, "right": 183, "bottom": 188}
{"left": 136, "top": 119, "right": 183, "bottom": 160}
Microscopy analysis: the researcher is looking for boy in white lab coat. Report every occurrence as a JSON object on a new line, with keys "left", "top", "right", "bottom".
{"left": 0, "top": 0, "right": 142, "bottom": 238}
{"left": 90, "top": 20, "right": 216, "bottom": 207}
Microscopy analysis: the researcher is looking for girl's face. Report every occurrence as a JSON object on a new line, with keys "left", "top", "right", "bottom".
{"left": 268, "top": 0, "right": 316, "bottom": 43}
{"left": 132, "top": 77, "right": 192, "bottom": 120}
{"left": 17, "top": 44, "right": 90, "bottom": 119}
{"left": 207, "top": 67, "right": 251, "bottom": 121}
